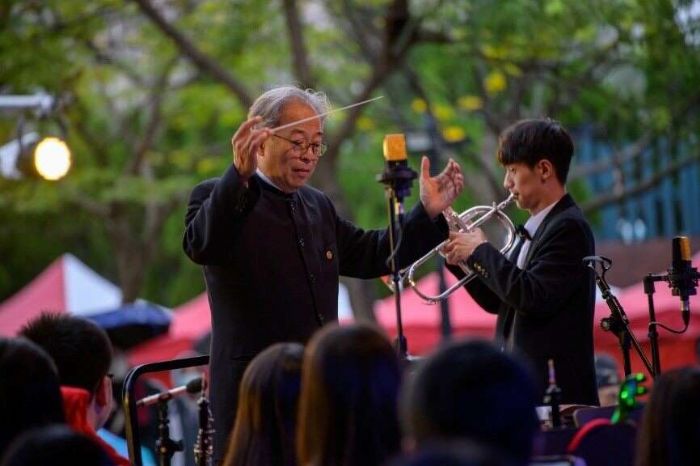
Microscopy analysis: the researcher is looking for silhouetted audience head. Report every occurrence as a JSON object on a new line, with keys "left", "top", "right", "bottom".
{"left": 224, "top": 342, "right": 304, "bottom": 466}
{"left": 636, "top": 366, "right": 700, "bottom": 466}
{"left": 388, "top": 440, "right": 516, "bottom": 466}
{"left": 297, "top": 323, "right": 401, "bottom": 466}
{"left": 401, "top": 339, "right": 538, "bottom": 466}
{"left": 1, "top": 424, "right": 115, "bottom": 466}
{"left": 0, "top": 337, "right": 65, "bottom": 453}
{"left": 20, "top": 312, "right": 114, "bottom": 429}
{"left": 20, "top": 312, "right": 113, "bottom": 393}
{"left": 594, "top": 353, "right": 621, "bottom": 407}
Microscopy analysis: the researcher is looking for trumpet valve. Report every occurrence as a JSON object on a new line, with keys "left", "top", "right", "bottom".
{"left": 443, "top": 207, "right": 469, "bottom": 232}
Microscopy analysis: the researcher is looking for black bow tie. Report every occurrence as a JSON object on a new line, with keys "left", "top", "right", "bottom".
{"left": 515, "top": 224, "right": 532, "bottom": 241}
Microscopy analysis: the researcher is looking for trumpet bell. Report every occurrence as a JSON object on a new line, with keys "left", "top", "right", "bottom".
{"left": 403, "top": 194, "right": 516, "bottom": 303}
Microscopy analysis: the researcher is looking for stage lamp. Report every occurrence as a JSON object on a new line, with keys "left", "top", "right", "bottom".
{"left": 33, "top": 136, "right": 71, "bottom": 180}
{"left": 0, "top": 93, "right": 73, "bottom": 181}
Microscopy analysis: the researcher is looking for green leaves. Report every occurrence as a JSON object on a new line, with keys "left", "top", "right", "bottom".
{"left": 3, "top": 0, "right": 698, "bottom": 306}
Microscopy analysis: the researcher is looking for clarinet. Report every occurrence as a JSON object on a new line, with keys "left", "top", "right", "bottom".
{"left": 193, "top": 383, "right": 214, "bottom": 465}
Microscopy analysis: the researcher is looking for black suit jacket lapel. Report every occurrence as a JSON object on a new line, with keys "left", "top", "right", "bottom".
{"left": 523, "top": 194, "right": 575, "bottom": 266}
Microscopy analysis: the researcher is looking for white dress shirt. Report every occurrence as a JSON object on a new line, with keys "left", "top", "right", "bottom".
{"left": 515, "top": 200, "right": 559, "bottom": 269}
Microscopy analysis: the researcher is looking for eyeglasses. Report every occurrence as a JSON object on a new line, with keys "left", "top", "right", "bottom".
{"left": 273, "top": 134, "right": 327, "bottom": 158}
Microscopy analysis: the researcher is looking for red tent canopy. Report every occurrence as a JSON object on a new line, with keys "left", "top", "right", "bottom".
{"left": 374, "top": 271, "right": 497, "bottom": 355}
{"left": 128, "top": 293, "right": 211, "bottom": 366}
{"left": 0, "top": 254, "right": 122, "bottom": 336}
{"left": 129, "top": 284, "right": 356, "bottom": 365}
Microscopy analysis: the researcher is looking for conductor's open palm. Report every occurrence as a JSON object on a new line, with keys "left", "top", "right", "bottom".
{"left": 419, "top": 156, "right": 464, "bottom": 219}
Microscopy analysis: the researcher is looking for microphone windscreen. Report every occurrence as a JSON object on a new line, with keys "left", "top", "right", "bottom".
{"left": 186, "top": 377, "right": 203, "bottom": 394}
{"left": 383, "top": 134, "right": 407, "bottom": 162}
{"left": 673, "top": 236, "right": 691, "bottom": 263}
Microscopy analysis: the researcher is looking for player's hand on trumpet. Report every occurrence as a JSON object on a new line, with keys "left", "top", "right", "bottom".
{"left": 442, "top": 229, "right": 488, "bottom": 265}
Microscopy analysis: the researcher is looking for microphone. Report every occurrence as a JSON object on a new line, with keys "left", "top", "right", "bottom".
{"left": 383, "top": 133, "right": 407, "bottom": 163}
{"left": 378, "top": 134, "right": 417, "bottom": 201}
{"left": 137, "top": 377, "right": 204, "bottom": 407}
{"left": 667, "top": 236, "right": 697, "bottom": 325}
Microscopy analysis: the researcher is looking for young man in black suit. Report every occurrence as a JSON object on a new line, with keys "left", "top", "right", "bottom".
{"left": 443, "top": 118, "right": 599, "bottom": 406}
{"left": 183, "top": 85, "right": 464, "bottom": 462}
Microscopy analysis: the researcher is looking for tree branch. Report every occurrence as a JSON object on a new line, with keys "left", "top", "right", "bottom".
{"left": 81, "top": 38, "right": 147, "bottom": 87}
{"left": 282, "top": 0, "right": 315, "bottom": 88}
{"left": 70, "top": 95, "right": 111, "bottom": 168}
{"left": 66, "top": 190, "right": 110, "bottom": 219}
{"left": 325, "top": 0, "right": 419, "bottom": 167}
{"left": 338, "top": 0, "right": 382, "bottom": 63}
{"left": 126, "top": 58, "right": 177, "bottom": 175}
{"left": 129, "top": 0, "right": 253, "bottom": 107}
{"left": 570, "top": 133, "right": 653, "bottom": 180}
{"left": 581, "top": 152, "right": 700, "bottom": 213}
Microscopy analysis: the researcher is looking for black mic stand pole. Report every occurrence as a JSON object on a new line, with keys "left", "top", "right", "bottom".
{"left": 378, "top": 164, "right": 417, "bottom": 364}
{"left": 155, "top": 399, "right": 183, "bottom": 466}
{"left": 643, "top": 272, "right": 668, "bottom": 378}
{"left": 388, "top": 189, "right": 407, "bottom": 361}
{"left": 585, "top": 256, "right": 654, "bottom": 377}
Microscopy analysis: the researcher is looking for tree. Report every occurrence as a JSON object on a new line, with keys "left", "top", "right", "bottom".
{"left": 2, "top": 0, "right": 698, "bottom": 318}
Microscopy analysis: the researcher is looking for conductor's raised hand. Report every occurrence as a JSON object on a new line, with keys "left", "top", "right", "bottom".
{"left": 231, "top": 116, "right": 271, "bottom": 180}
{"left": 419, "top": 156, "right": 464, "bottom": 219}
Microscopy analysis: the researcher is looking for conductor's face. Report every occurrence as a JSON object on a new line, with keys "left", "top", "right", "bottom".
{"left": 259, "top": 100, "right": 324, "bottom": 193}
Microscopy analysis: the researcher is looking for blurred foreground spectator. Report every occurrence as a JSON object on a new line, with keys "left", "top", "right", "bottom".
{"left": 636, "top": 366, "right": 700, "bottom": 466}
{"left": 0, "top": 336, "right": 65, "bottom": 453}
{"left": 401, "top": 339, "right": 539, "bottom": 466}
{"left": 297, "top": 323, "right": 401, "bottom": 466}
{"left": 224, "top": 342, "right": 304, "bottom": 466}
{"left": 594, "top": 353, "right": 621, "bottom": 407}
{"left": 1, "top": 424, "right": 114, "bottom": 466}
{"left": 388, "top": 439, "right": 516, "bottom": 466}
{"left": 20, "top": 313, "right": 129, "bottom": 465}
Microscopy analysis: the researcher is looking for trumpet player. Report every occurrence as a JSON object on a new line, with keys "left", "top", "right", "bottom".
{"left": 443, "top": 118, "right": 599, "bottom": 406}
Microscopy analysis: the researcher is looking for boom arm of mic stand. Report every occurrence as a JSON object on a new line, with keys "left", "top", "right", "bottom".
{"left": 585, "top": 257, "right": 654, "bottom": 378}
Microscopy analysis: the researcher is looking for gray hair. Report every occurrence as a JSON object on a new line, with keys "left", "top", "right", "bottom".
{"left": 247, "top": 86, "right": 330, "bottom": 129}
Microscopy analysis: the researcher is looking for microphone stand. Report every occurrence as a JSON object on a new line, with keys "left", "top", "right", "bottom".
{"left": 155, "top": 398, "right": 183, "bottom": 466}
{"left": 584, "top": 256, "right": 654, "bottom": 378}
{"left": 378, "top": 162, "right": 417, "bottom": 363}
{"left": 643, "top": 273, "right": 664, "bottom": 378}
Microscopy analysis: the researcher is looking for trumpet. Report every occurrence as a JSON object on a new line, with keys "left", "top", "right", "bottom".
{"left": 392, "top": 194, "right": 516, "bottom": 303}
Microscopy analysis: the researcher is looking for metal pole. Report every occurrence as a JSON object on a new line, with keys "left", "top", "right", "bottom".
{"left": 424, "top": 113, "right": 452, "bottom": 339}
{"left": 0, "top": 93, "right": 54, "bottom": 113}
